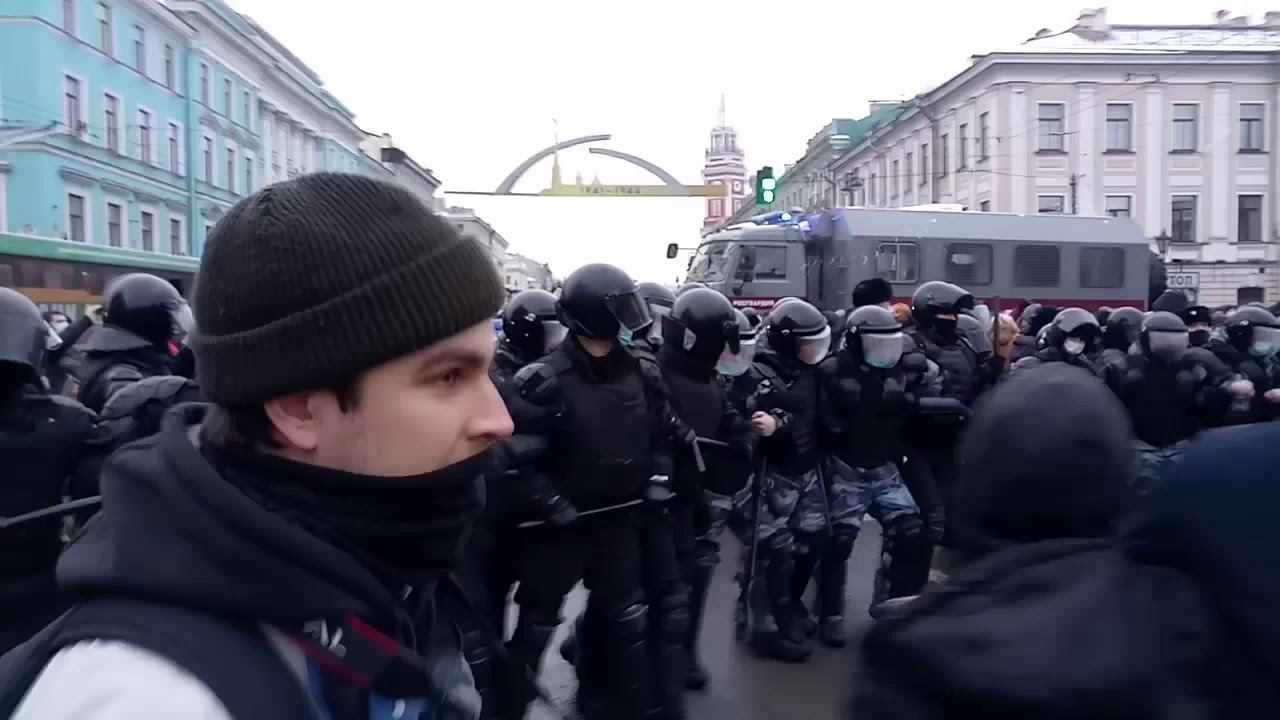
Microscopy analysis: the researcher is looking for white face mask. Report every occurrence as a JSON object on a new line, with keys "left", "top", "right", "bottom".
{"left": 1063, "top": 337, "right": 1086, "bottom": 356}
{"left": 796, "top": 326, "right": 832, "bottom": 366}
{"left": 50, "top": 319, "right": 70, "bottom": 333}
{"left": 44, "top": 322, "right": 63, "bottom": 351}
{"left": 717, "top": 339, "right": 757, "bottom": 377}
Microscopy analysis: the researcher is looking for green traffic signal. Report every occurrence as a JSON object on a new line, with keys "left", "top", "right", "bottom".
{"left": 755, "top": 166, "right": 775, "bottom": 206}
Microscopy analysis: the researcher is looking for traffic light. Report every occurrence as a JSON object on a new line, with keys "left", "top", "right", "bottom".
{"left": 755, "top": 166, "right": 776, "bottom": 206}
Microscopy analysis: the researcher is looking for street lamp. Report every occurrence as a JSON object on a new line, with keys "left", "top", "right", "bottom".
{"left": 1154, "top": 230, "right": 1172, "bottom": 260}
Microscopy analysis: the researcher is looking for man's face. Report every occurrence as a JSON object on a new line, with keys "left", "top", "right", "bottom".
{"left": 273, "top": 322, "right": 513, "bottom": 477}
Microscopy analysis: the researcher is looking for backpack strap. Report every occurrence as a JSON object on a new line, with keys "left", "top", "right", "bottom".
{"left": 0, "top": 598, "right": 316, "bottom": 720}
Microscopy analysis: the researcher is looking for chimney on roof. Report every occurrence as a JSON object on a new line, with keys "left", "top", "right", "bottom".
{"left": 1073, "top": 7, "right": 1112, "bottom": 41}
{"left": 1214, "top": 9, "right": 1231, "bottom": 23}
{"left": 1228, "top": 14, "right": 1251, "bottom": 26}
{"left": 1265, "top": 11, "right": 1280, "bottom": 26}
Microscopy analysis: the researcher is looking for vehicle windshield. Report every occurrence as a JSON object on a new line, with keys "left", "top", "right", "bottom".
{"left": 687, "top": 241, "right": 734, "bottom": 282}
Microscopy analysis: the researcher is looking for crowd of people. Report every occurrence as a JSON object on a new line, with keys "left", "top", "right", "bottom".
{"left": 0, "top": 170, "right": 1278, "bottom": 720}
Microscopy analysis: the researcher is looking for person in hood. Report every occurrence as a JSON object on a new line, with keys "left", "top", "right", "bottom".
{"left": 1009, "top": 307, "right": 1102, "bottom": 377}
{"left": 493, "top": 289, "right": 564, "bottom": 383}
{"left": 1011, "top": 304, "right": 1061, "bottom": 363}
{"left": 7, "top": 173, "right": 513, "bottom": 720}
{"left": 69, "top": 272, "right": 192, "bottom": 413}
{"left": 854, "top": 364, "right": 1213, "bottom": 720}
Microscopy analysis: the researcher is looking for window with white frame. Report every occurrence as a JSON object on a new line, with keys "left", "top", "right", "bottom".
{"left": 168, "top": 122, "right": 181, "bottom": 174}
{"left": 904, "top": 152, "right": 914, "bottom": 189}
{"left": 890, "top": 159, "right": 900, "bottom": 197}
{"left": 104, "top": 93, "right": 120, "bottom": 153}
{"left": 939, "top": 134, "right": 949, "bottom": 175}
{"left": 919, "top": 143, "right": 929, "bottom": 183}
{"left": 140, "top": 210, "right": 155, "bottom": 251}
{"left": 1038, "top": 103, "right": 1065, "bottom": 151}
{"left": 63, "top": 75, "right": 82, "bottom": 136}
{"left": 107, "top": 201, "right": 123, "bottom": 247}
{"left": 202, "top": 136, "right": 214, "bottom": 184}
{"left": 133, "top": 25, "right": 146, "bottom": 74}
{"left": 979, "top": 112, "right": 990, "bottom": 159}
{"left": 1037, "top": 195, "right": 1066, "bottom": 214}
{"left": 67, "top": 193, "right": 86, "bottom": 242}
{"left": 164, "top": 44, "right": 175, "bottom": 90}
{"left": 1239, "top": 194, "right": 1264, "bottom": 242}
{"left": 958, "top": 123, "right": 968, "bottom": 169}
{"left": 244, "top": 153, "right": 255, "bottom": 193}
{"left": 62, "top": 0, "right": 76, "bottom": 35}
{"left": 199, "top": 64, "right": 210, "bottom": 105}
{"left": 1172, "top": 104, "right": 1199, "bottom": 152}
{"left": 1104, "top": 195, "right": 1132, "bottom": 218}
{"left": 1241, "top": 104, "right": 1265, "bottom": 152}
{"left": 1172, "top": 195, "right": 1198, "bottom": 243}
{"left": 97, "top": 2, "right": 113, "bottom": 56}
{"left": 137, "top": 109, "right": 153, "bottom": 164}
{"left": 222, "top": 78, "right": 232, "bottom": 116}
{"left": 242, "top": 90, "right": 252, "bottom": 126}
{"left": 226, "top": 146, "right": 236, "bottom": 193}
{"left": 170, "top": 217, "right": 184, "bottom": 255}
{"left": 1105, "top": 104, "right": 1134, "bottom": 151}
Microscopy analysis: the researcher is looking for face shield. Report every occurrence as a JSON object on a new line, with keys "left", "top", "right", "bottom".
{"left": 1249, "top": 326, "right": 1280, "bottom": 357}
{"left": 172, "top": 303, "right": 195, "bottom": 345}
{"left": 44, "top": 322, "right": 63, "bottom": 352}
{"left": 796, "top": 326, "right": 832, "bottom": 366}
{"left": 647, "top": 305, "right": 671, "bottom": 343}
{"left": 861, "top": 331, "right": 904, "bottom": 369}
{"left": 717, "top": 336, "right": 757, "bottom": 377}
{"left": 1147, "top": 331, "right": 1188, "bottom": 361}
{"left": 542, "top": 320, "right": 568, "bottom": 354}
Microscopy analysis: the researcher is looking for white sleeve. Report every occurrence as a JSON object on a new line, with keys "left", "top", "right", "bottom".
{"left": 11, "top": 640, "right": 233, "bottom": 720}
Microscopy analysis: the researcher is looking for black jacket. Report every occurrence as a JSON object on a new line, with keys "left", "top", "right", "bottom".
{"left": 72, "top": 325, "right": 173, "bottom": 412}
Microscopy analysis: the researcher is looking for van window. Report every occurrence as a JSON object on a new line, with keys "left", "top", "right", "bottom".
{"left": 752, "top": 245, "right": 788, "bottom": 280}
{"left": 945, "top": 243, "right": 993, "bottom": 286}
{"left": 1080, "top": 247, "right": 1124, "bottom": 288}
{"left": 876, "top": 242, "right": 919, "bottom": 283}
{"left": 1014, "top": 244, "right": 1060, "bottom": 287}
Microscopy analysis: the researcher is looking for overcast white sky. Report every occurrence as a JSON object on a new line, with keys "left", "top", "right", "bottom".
{"left": 228, "top": 0, "right": 1277, "bottom": 282}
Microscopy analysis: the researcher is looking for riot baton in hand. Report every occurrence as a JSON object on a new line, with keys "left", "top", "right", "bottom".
{"left": 0, "top": 496, "right": 102, "bottom": 530}
{"left": 691, "top": 436, "right": 730, "bottom": 474}
{"left": 515, "top": 498, "right": 645, "bottom": 529}
{"left": 743, "top": 456, "right": 768, "bottom": 640}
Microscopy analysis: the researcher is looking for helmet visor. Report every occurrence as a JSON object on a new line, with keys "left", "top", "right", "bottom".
{"left": 172, "top": 302, "right": 195, "bottom": 343}
{"left": 797, "top": 326, "right": 832, "bottom": 365}
{"left": 542, "top": 320, "right": 568, "bottom": 354}
{"left": 607, "top": 291, "right": 652, "bottom": 333}
{"left": 44, "top": 321, "right": 64, "bottom": 351}
{"left": 862, "top": 331, "right": 904, "bottom": 369}
{"left": 1148, "top": 331, "right": 1188, "bottom": 361}
{"left": 717, "top": 338, "right": 756, "bottom": 377}
{"left": 648, "top": 305, "right": 671, "bottom": 342}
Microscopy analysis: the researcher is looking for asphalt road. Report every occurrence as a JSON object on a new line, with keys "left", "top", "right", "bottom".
{"left": 526, "top": 523, "right": 885, "bottom": 720}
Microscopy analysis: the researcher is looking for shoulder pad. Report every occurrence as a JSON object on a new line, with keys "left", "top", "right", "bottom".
{"left": 514, "top": 362, "right": 564, "bottom": 406}
{"left": 101, "top": 375, "right": 200, "bottom": 420}
{"left": 635, "top": 351, "right": 667, "bottom": 386}
{"left": 899, "top": 351, "right": 929, "bottom": 373}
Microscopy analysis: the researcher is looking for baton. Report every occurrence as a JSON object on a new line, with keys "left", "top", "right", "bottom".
{"left": 0, "top": 496, "right": 102, "bottom": 530}
{"left": 516, "top": 498, "right": 645, "bottom": 529}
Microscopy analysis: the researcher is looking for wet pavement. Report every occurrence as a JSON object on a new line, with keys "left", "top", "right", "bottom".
{"left": 526, "top": 523, "right": 885, "bottom": 720}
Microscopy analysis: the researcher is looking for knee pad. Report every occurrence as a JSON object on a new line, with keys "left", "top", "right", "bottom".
{"left": 693, "top": 538, "right": 721, "bottom": 569}
{"left": 765, "top": 531, "right": 794, "bottom": 554}
{"left": 610, "top": 601, "right": 649, "bottom": 641}
{"left": 659, "top": 588, "right": 691, "bottom": 637}
{"left": 885, "top": 514, "right": 925, "bottom": 543}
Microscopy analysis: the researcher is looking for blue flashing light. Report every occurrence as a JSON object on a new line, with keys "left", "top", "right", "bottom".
{"left": 752, "top": 210, "right": 804, "bottom": 226}
{"left": 779, "top": 212, "right": 793, "bottom": 222}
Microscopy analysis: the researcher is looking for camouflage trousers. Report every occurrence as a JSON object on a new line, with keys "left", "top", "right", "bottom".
{"left": 1134, "top": 439, "right": 1191, "bottom": 498}
{"left": 731, "top": 467, "right": 827, "bottom": 555}
{"left": 694, "top": 487, "right": 750, "bottom": 570}
{"left": 826, "top": 458, "right": 920, "bottom": 533}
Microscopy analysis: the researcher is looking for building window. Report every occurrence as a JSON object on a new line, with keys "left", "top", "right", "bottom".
{"left": 919, "top": 143, "right": 929, "bottom": 184}
{"left": 1038, "top": 103, "right": 1065, "bottom": 151}
{"left": 1080, "top": 247, "right": 1125, "bottom": 288}
{"left": 106, "top": 202, "right": 123, "bottom": 247}
{"left": 62, "top": 0, "right": 76, "bottom": 35}
{"left": 63, "top": 76, "right": 82, "bottom": 135}
{"left": 97, "top": 2, "right": 113, "bottom": 56}
{"left": 133, "top": 25, "right": 146, "bottom": 74}
{"left": 957, "top": 123, "right": 968, "bottom": 169}
{"left": 1239, "top": 194, "right": 1264, "bottom": 242}
{"left": 202, "top": 136, "right": 214, "bottom": 184}
{"left": 1014, "top": 245, "right": 1061, "bottom": 287}
{"left": 1172, "top": 104, "right": 1199, "bottom": 152}
{"left": 876, "top": 242, "right": 919, "bottom": 283}
{"left": 869, "top": 173, "right": 878, "bottom": 205}
{"left": 67, "top": 193, "right": 86, "bottom": 242}
{"left": 242, "top": 90, "right": 252, "bottom": 126}
{"left": 904, "top": 152, "right": 914, "bottom": 188}
{"left": 1241, "top": 103, "right": 1265, "bottom": 152}
{"left": 140, "top": 211, "right": 154, "bottom": 251}
{"left": 1105, "top": 104, "right": 1134, "bottom": 151}
{"left": 104, "top": 94, "right": 119, "bottom": 153}
{"left": 1171, "top": 195, "right": 1198, "bottom": 243}
{"left": 245, "top": 155, "right": 254, "bottom": 193}
{"left": 137, "top": 109, "right": 152, "bottom": 164}
{"left": 890, "top": 160, "right": 900, "bottom": 197}
{"left": 1037, "top": 195, "right": 1065, "bottom": 214}
{"left": 1238, "top": 287, "right": 1266, "bottom": 305}
{"left": 226, "top": 147, "right": 236, "bottom": 193}
{"left": 939, "top": 134, "right": 949, "bottom": 176}
{"left": 170, "top": 218, "right": 183, "bottom": 255}
{"left": 168, "top": 122, "right": 180, "bottom": 174}
{"left": 1104, "top": 195, "right": 1132, "bottom": 218}
{"left": 708, "top": 198, "right": 723, "bottom": 216}
{"left": 164, "top": 44, "right": 175, "bottom": 89}
{"left": 945, "top": 243, "right": 993, "bottom": 286}
{"left": 978, "top": 112, "right": 990, "bottom": 159}
{"left": 979, "top": 200, "right": 991, "bottom": 211}
{"left": 199, "top": 64, "right": 209, "bottom": 105}
{"left": 223, "top": 78, "right": 232, "bottom": 116}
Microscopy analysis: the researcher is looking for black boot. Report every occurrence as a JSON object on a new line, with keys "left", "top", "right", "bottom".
{"left": 610, "top": 599, "right": 658, "bottom": 719}
{"left": 653, "top": 588, "right": 690, "bottom": 719}
{"left": 684, "top": 565, "right": 713, "bottom": 691}
{"left": 815, "top": 531, "right": 855, "bottom": 648}
{"left": 789, "top": 548, "right": 820, "bottom": 637}
{"left": 505, "top": 611, "right": 559, "bottom": 719}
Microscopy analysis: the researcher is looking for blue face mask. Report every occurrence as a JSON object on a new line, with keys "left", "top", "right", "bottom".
{"left": 618, "top": 327, "right": 634, "bottom": 347}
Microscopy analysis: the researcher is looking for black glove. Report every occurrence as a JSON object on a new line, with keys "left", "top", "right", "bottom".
{"left": 541, "top": 493, "right": 580, "bottom": 526}
{"left": 645, "top": 474, "right": 675, "bottom": 504}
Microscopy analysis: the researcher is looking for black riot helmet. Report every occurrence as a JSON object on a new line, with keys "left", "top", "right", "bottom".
{"left": 1018, "top": 303, "right": 1042, "bottom": 334}
{"left": 765, "top": 299, "right": 830, "bottom": 365}
{"left": 104, "top": 273, "right": 191, "bottom": 346}
{"left": 741, "top": 306, "right": 761, "bottom": 330}
{"left": 0, "top": 288, "right": 52, "bottom": 390}
{"left": 556, "top": 263, "right": 651, "bottom": 340}
{"left": 910, "top": 281, "right": 975, "bottom": 329}
{"left": 1141, "top": 311, "right": 1189, "bottom": 362}
{"left": 1095, "top": 306, "right": 1114, "bottom": 326}
{"left": 636, "top": 281, "right": 677, "bottom": 342}
{"left": 1226, "top": 305, "right": 1280, "bottom": 356}
{"left": 852, "top": 277, "right": 894, "bottom": 308}
{"left": 1102, "top": 306, "right": 1144, "bottom": 351}
{"left": 719, "top": 309, "right": 759, "bottom": 377}
{"left": 661, "top": 288, "right": 739, "bottom": 368}
{"left": 1047, "top": 308, "right": 1100, "bottom": 356}
{"left": 676, "top": 282, "right": 709, "bottom": 296}
{"left": 503, "top": 289, "right": 565, "bottom": 358}
{"left": 845, "top": 305, "right": 905, "bottom": 369}
{"left": 957, "top": 312, "right": 992, "bottom": 357}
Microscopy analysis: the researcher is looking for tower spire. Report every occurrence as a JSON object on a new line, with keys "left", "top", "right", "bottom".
{"left": 718, "top": 94, "right": 726, "bottom": 127}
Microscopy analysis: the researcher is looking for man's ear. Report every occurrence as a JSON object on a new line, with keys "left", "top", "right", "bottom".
{"left": 263, "top": 392, "right": 322, "bottom": 451}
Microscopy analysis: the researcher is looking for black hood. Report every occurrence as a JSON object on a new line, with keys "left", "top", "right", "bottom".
{"left": 82, "top": 324, "right": 156, "bottom": 354}
{"left": 956, "top": 363, "right": 1133, "bottom": 553}
{"left": 58, "top": 405, "right": 403, "bottom": 632}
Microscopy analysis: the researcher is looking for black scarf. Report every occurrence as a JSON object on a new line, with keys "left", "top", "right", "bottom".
{"left": 206, "top": 442, "right": 492, "bottom": 587}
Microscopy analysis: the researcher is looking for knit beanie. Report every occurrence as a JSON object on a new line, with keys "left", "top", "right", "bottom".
{"left": 191, "top": 172, "right": 505, "bottom": 406}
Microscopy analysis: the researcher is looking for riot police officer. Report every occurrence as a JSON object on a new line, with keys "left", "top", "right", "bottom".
{"left": 1207, "top": 305, "right": 1280, "bottom": 424}
{"left": 815, "top": 305, "right": 934, "bottom": 644}
{"left": 1010, "top": 308, "right": 1102, "bottom": 376}
{"left": 735, "top": 299, "right": 829, "bottom": 663}
{"left": 909, "top": 281, "right": 992, "bottom": 406}
{"left": 508, "top": 263, "right": 674, "bottom": 720}
{"left": 0, "top": 288, "right": 116, "bottom": 653}
{"left": 653, "top": 289, "right": 754, "bottom": 697}
{"left": 72, "top": 273, "right": 191, "bottom": 412}
{"left": 495, "top": 289, "right": 564, "bottom": 383}
{"left": 635, "top": 282, "right": 677, "bottom": 352}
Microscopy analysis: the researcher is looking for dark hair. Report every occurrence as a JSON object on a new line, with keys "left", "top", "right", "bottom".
{"left": 200, "top": 378, "right": 362, "bottom": 450}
